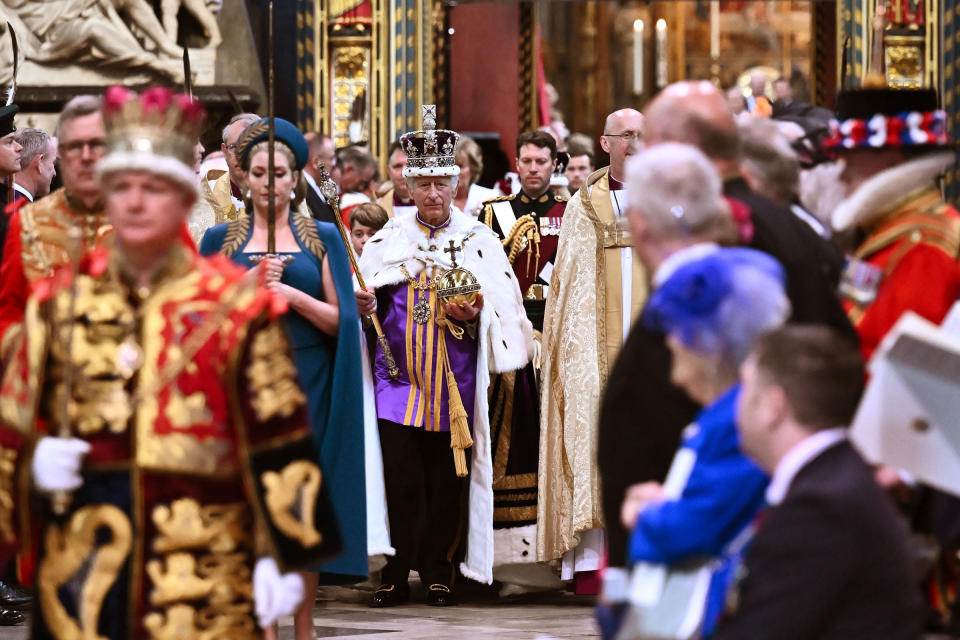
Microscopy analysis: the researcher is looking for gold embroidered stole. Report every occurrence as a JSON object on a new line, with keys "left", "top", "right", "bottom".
{"left": 584, "top": 171, "right": 647, "bottom": 377}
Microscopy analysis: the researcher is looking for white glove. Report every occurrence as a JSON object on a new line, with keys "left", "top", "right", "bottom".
{"left": 253, "top": 557, "right": 304, "bottom": 629}
{"left": 32, "top": 437, "right": 91, "bottom": 493}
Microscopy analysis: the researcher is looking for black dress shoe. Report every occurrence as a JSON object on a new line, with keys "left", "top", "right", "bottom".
{"left": 0, "top": 581, "right": 30, "bottom": 610}
{"left": 426, "top": 583, "right": 457, "bottom": 607}
{"left": 370, "top": 583, "right": 409, "bottom": 608}
{"left": 0, "top": 607, "right": 24, "bottom": 625}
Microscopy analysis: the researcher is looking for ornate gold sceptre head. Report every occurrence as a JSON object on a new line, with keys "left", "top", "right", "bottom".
{"left": 317, "top": 164, "right": 399, "bottom": 380}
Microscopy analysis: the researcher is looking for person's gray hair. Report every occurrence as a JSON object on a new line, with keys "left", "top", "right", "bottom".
{"left": 687, "top": 261, "right": 791, "bottom": 367}
{"left": 625, "top": 142, "right": 732, "bottom": 241}
{"left": 739, "top": 118, "right": 800, "bottom": 204}
{"left": 55, "top": 95, "right": 102, "bottom": 141}
{"left": 404, "top": 174, "right": 459, "bottom": 195}
{"left": 15, "top": 128, "right": 52, "bottom": 168}
{"left": 221, "top": 113, "right": 260, "bottom": 143}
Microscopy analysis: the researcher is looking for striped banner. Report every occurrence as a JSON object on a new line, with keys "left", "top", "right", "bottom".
{"left": 297, "top": 0, "right": 317, "bottom": 132}
{"left": 944, "top": 0, "right": 960, "bottom": 205}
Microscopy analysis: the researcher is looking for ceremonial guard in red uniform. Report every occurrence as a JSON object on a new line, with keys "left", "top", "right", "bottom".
{"left": 825, "top": 87, "right": 960, "bottom": 361}
{"left": 0, "top": 95, "right": 112, "bottom": 362}
{"left": 0, "top": 86, "right": 338, "bottom": 639}
{"left": 480, "top": 131, "right": 567, "bottom": 589}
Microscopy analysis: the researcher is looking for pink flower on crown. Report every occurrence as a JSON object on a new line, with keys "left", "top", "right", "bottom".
{"left": 103, "top": 85, "right": 133, "bottom": 115}
{"left": 140, "top": 86, "right": 173, "bottom": 116}
{"left": 172, "top": 93, "right": 206, "bottom": 126}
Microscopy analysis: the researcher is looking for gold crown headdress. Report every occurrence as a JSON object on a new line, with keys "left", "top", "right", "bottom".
{"left": 98, "top": 86, "right": 207, "bottom": 192}
{"left": 400, "top": 105, "right": 460, "bottom": 179}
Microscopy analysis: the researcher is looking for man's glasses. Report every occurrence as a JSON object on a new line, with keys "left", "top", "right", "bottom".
{"left": 61, "top": 139, "right": 107, "bottom": 157}
{"left": 602, "top": 132, "right": 642, "bottom": 143}
{"left": 225, "top": 143, "right": 239, "bottom": 154}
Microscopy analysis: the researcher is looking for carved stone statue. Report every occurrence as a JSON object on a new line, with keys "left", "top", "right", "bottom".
{"left": 0, "top": 0, "right": 198, "bottom": 84}
{"left": 160, "top": 0, "right": 222, "bottom": 49}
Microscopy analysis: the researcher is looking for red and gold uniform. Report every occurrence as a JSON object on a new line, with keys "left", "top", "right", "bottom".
{"left": 481, "top": 189, "right": 567, "bottom": 332}
{"left": 0, "top": 246, "right": 338, "bottom": 639}
{"left": 840, "top": 186, "right": 960, "bottom": 362}
{"left": 0, "top": 189, "right": 111, "bottom": 359}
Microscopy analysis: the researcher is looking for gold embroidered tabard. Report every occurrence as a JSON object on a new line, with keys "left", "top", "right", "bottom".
{"left": 38, "top": 505, "right": 133, "bottom": 640}
{"left": 144, "top": 498, "right": 257, "bottom": 640}
{"left": 19, "top": 188, "right": 111, "bottom": 283}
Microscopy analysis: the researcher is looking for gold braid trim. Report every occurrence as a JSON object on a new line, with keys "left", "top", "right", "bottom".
{"left": 292, "top": 212, "right": 327, "bottom": 263}
{"left": 220, "top": 215, "right": 251, "bottom": 258}
{"left": 502, "top": 214, "right": 540, "bottom": 277}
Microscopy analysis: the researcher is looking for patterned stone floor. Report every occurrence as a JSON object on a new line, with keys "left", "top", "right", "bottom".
{"left": 0, "top": 583, "right": 600, "bottom": 639}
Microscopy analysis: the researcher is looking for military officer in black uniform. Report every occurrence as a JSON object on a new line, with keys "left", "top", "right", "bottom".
{"left": 482, "top": 130, "right": 567, "bottom": 331}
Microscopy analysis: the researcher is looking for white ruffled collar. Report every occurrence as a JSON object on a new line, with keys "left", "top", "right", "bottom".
{"left": 832, "top": 151, "right": 955, "bottom": 232}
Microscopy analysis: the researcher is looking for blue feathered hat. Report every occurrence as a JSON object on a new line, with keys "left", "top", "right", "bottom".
{"left": 643, "top": 247, "right": 789, "bottom": 356}
{"left": 237, "top": 117, "right": 309, "bottom": 171}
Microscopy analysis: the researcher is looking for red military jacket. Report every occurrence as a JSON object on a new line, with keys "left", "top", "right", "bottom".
{"left": 841, "top": 186, "right": 960, "bottom": 362}
{"left": 0, "top": 245, "right": 338, "bottom": 639}
{"left": 0, "top": 189, "right": 112, "bottom": 359}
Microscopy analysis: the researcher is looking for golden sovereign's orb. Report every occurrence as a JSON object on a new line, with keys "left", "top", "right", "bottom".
{"left": 438, "top": 267, "right": 481, "bottom": 306}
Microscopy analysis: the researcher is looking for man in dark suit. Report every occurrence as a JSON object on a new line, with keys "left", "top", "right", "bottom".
{"left": 303, "top": 131, "right": 338, "bottom": 225}
{"left": 714, "top": 325, "right": 922, "bottom": 640}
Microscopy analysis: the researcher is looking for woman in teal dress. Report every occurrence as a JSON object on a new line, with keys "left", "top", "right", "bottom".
{"left": 200, "top": 118, "right": 366, "bottom": 640}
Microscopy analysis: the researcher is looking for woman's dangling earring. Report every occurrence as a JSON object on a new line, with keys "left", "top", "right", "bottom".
{"left": 245, "top": 188, "right": 251, "bottom": 199}
{"left": 290, "top": 190, "right": 296, "bottom": 200}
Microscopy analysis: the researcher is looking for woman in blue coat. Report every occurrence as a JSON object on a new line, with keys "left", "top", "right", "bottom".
{"left": 620, "top": 248, "right": 790, "bottom": 637}
{"left": 200, "top": 118, "right": 365, "bottom": 640}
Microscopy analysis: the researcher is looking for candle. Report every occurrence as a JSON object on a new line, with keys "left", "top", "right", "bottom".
{"left": 656, "top": 18, "right": 667, "bottom": 88}
{"left": 710, "top": 1, "right": 719, "bottom": 59}
{"left": 633, "top": 19, "right": 644, "bottom": 95}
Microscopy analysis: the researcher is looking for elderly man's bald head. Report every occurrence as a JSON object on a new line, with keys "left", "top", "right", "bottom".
{"left": 644, "top": 81, "right": 741, "bottom": 163}
{"left": 600, "top": 108, "right": 644, "bottom": 180}
{"left": 604, "top": 108, "right": 643, "bottom": 134}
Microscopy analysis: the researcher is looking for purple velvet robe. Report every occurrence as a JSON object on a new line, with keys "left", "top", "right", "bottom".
{"left": 372, "top": 216, "right": 480, "bottom": 435}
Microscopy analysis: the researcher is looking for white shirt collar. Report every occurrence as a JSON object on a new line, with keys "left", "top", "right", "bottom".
{"left": 303, "top": 172, "right": 325, "bottom": 201}
{"left": 13, "top": 182, "right": 32, "bottom": 202}
{"left": 765, "top": 428, "right": 848, "bottom": 505}
{"left": 653, "top": 242, "right": 719, "bottom": 287}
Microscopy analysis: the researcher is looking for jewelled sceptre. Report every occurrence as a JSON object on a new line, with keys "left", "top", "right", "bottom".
{"left": 318, "top": 166, "right": 400, "bottom": 379}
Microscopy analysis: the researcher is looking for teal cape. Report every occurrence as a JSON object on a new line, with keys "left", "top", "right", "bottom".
{"left": 200, "top": 214, "right": 367, "bottom": 583}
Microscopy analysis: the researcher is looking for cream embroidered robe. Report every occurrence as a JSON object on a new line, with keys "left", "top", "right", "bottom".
{"left": 537, "top": 167, "right": 648, "bottom": 564}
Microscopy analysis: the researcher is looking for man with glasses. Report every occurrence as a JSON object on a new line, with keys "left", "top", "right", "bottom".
{"left": 538, "top": 108, "right": 648, "bottom": 594}
{"left": 0, "top": 95, "right": 112, "bottom": 362}
{"left": 205, "top": 112, "right": 259, "bottom": 224}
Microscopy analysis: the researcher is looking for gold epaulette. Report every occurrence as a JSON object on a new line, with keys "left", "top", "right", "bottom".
{"left": 858, "top": 209, "right": 960, "bottom": 262}
{"left": 554, "top": 195, "right": 569, "bottom": 203}
{"left": 482, "top": 194, "right": 516, "bottom": 205}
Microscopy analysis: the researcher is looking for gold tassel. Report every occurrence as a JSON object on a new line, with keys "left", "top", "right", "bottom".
{"left": 446, "top": 368, "right": 472, "bottom": 477}
{"left": 437, "top": 313, "right": 473, "bottom": 478}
